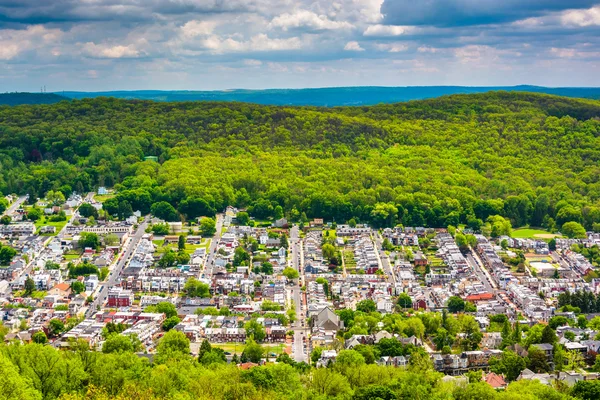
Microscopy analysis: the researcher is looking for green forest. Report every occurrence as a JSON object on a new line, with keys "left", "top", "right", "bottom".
{"left": 1, "top": 329, "right": 597, "bottom": 400}
{"left": 1, "top": 91, "right": 600, "bottom": 231}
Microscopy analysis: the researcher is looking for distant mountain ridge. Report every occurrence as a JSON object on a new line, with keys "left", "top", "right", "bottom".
{"left": 57, "top": 85, "right": 600, "bottom": 106}
{"left": 0, "top": 92, "right": 69, "bottom": 106}
{"left": 3, "top": 86, "right": 600, "bottom": 107}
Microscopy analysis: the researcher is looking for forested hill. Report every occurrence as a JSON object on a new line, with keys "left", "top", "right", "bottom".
{"left": 0, "top": 92, "right": 69, "bottom": 106}
{"left": 1, "top": 91, "right": 600, "bottom": 231}
{"left": 59, "top": 85, "right": 600, "bottom": 106}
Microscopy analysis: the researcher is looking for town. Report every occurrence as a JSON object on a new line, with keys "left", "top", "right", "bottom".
{"left": 2, "top": 188, "right": 600, "bottom": 391}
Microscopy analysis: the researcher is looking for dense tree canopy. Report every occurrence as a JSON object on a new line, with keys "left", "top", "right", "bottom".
{"left": 0, "top": 92, "right": 599, "bottom": 231}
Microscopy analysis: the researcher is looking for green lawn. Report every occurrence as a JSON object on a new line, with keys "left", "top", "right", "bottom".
{"left": 211, "top": 342, "right": 286, "bottom": 355}
{"left": 94, "top": 194, "right": 115, "bottom": 203}
{"left": 512, "top": 228, "right": 561, "bottom": 239}
{"left": 35, "top": 219, "right": 67, "bottom": 236}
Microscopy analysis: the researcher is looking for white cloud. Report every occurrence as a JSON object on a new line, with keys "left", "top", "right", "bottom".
{"left": 82, "top": 43, "right": 141, "bottom": 58}
{"left": 417, "top": 46, "right": 437, "bottom": 53}
{"left": 376, "top": 43, "right": 408, "bottom": 52}
{"left": 243, "top": 59, "right": 263, "bottom": 66}
{"left": 200, "top": 33, "right": 304, "bottom": 53}
{"left": 0, "top": 25, "right": 63, "bottom": 60}
{"left": 181, "top": 20, "right": 218, "bottom": 38}
{"left": 270, "top": 10, "right": 353, "bottom": 31}
{"left": 344, "top": 41, "right": 365, "bottom": 51}
{"left": 363, "top": 24, "right": 413, "bottom": 36}
{"left": 561, "top": 6, "right": 600, "bottom": 27}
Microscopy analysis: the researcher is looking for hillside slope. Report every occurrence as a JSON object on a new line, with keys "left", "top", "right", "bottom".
{"left": 59, "top": 85, "right": 600, "bottom": 106}
{"left": 0, "top": 91, "right": 598, "bottom": 230}
{"left": 0, "top": 92, "right": 69, "bottom": 106}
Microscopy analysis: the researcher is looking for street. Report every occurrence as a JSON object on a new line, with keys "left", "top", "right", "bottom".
{"left": 203, "top": 213, "right": 223, "bottom": 278}
{"left": 2, "top": 195, "right": 26, "bottom": 216}
{"left": 86, "top": 218, "right": 149, "bottom": 317}
{"left": 289, "top": 225, "right": 308, "bottom": 363}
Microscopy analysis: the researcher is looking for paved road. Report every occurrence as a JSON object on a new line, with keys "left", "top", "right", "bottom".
{"left": 466, "top": 252, "right": 495, "bottom": 293}
{"left": 203, "top": 214, "right": 223, "bottom": 278}
{"left": 2, "top": 196, "right": 27, "bottom": 216}
{"left": 289, "top": 225, "right": 308, "bottom": 363}
{"left": 373, "top": 232, "right": 397, "bottom": 286}
{"left": 86, "top": 218, "right": 149, "bottom": 317}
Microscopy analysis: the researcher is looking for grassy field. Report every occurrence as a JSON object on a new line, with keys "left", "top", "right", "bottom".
{"left": 94, "top": 194, "right": 115, "bottom": 203}
{"left": 211, "top": 342, "right": 286, "bottom": 355}
{"left": 35, "top": 219, "right": 67, "bottom": 235}
{"left": 512, "top": 228, "right": 561, "bottom": 239}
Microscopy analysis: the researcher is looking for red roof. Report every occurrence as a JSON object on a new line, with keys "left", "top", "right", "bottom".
{"left": 485, "top": 372, "right": 506, "bottom": 388}
{"left": 52, "top": 283, "right": 71, "bottom": 292}
{"left": 238, "top": 362, "right": 258, "bottom": 370}
{"left": 466, "top": 293, "right": 494, "bottom": 302}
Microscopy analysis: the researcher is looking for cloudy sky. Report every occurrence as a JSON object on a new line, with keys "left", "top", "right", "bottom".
{"left": 0, "top": 0, "right": 599, "bottom": 91}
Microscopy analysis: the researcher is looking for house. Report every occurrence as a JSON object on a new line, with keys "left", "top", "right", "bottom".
{"left": 414, "top": 252, "right": 428, "bottom": 267}
{"left": 274, "top": 218, "right": 288, "bottom": 228}
{"left": 312, "top": 306, "right": 343, "bottom": 331}
{"left": 107, "top": 288, "right": 134, "bottom": 307}
{"left": 484, "top": 372, "right": 507, "bottom": 389}
{"left": 517, "top": 369, "right": 553, "bottom": 386}
{"left": 377, "top": 356, "right": 407, "bottom": 368}
{"left": 48, "top": 283, "right": 71, "bottom": 298}
{"left": 39, "top": 226, "right": 56, "bottom": 234}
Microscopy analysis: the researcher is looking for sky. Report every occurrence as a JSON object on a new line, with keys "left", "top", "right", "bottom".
{"left": 0, "top": 0, "right": 599, "bottom": 91}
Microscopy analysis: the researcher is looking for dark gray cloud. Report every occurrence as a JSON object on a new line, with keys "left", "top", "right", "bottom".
{"left": 381, "top": 0, "right": 598, "bottom": 26}
{"left": 0, "top": 0, "right": 599, "bottom": 90}
{"left": 0, "top": 0, "right": 255, "bottom": 26}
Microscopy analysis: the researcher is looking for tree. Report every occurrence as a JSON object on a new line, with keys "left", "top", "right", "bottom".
{"left": 145, "top": 301, "right": 177, "bottom": 318}
{"left": 78, "top": 203, "right": 98, "bottom": 218}
{"left": 489, "top": 350, "right": 527, "bottom": 381}
{"left": 541, "top": 324, "right": 557, "bottom": 344}
{"left": 178, "top": 197, "right": 215, "bottom": 220}
{"left": 103, "top": 233, "right": 119, "bottom": 246}
{"left": 572, "top": 380, "right": 600, "bottom": 400}
{"left": 199, "top": 217, "right": 216, "bottom": 236}
{"left": 397, "top": 293, "right": 412, "bottom": 309}
{"left": 183, "top": 278, "right": 210, "bottom": 298}
{"left": 242, "top": 338, "right": 264, "bottom": 363}
{"left": 177, "top": 235, "right": 185, "bottom": 251}
{"left": 48, "top": 319, "right": 65, "bottom": 336}
{"left": 333, "top": 350, "right": 365, "bottom": 375}
{"left": 0, "top": 352, "right": 42, "bottom": 400}
{"left": 566, "top": 349, "right": 586, "bottom": 371}
{"left": 102, "top": 334, "right": 137, "bottom": 354}
{"left": 236, "top": 212, "right": 250, "bottom": 226}
{"left": 27, "top": 208, "right": 42, "bottom": 222}
{"left": 322, "top": 243, "right": 336, "bottom": 263}
{"left": 0, "top": 215, "right": 11, "bottom": 225}
{"left": 356, "top": 299, "right": 376, "bottom": 313}
{"left": 151, "top": 201, "right": 179, "bottom": 222}
{"left": 562, "top": 221, "right": 587, "bottom": 239}
{"left": 79, "top": 232, "right": 100, "bottom": 250}
{"left": 0, "top": 244, "right": 16, "bottom": 265}
{"left": 46, "top": 190, "right": 65, "bottom": 205}
{"left": 32, "top": 331, "right": 48, "bottom": 344}
{"left": 527, "top": 345, "right": 550, "bottom": 373}
{"left": 282, "top": 267, "right": 299, "bottom": 280}
{"left": 261, "top": 262, "right": 274, "bottom": 275}
{"left": 24, "top": 277, "right": 35, "bottom": 296}
{"left": 161, "top": 316, "right": 180, "bottom": 331}
{"left": 156, "top": 330, "right": 190, "bottom": 361}
{"left": 245, "top": 319, "right": 266, "bottom": 342}
{"left": 71, "top": 281, "right": 85, "bottom": 294}
{"left": 447, "top": 296, "right": 465, "bottom": 313}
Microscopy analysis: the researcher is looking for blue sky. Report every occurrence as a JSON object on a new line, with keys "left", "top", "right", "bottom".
{"left": 0, "top": 0, "right": 599, "bottom": 91}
